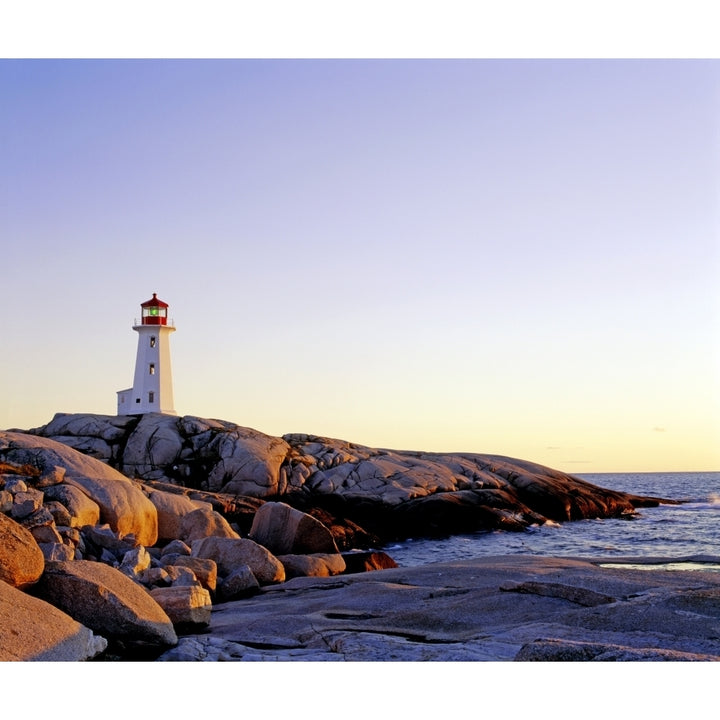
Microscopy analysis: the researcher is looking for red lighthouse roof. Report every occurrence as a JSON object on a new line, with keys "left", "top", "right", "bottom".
{"left": 141, "top": 293, "right": 169, "bottom": 309}
{"left": 140, "top": 293, "right": 170, "bottom": 325}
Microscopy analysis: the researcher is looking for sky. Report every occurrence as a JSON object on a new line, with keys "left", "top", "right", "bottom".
{"left": 1, "top": 56, "right": 719, "bottom": 473}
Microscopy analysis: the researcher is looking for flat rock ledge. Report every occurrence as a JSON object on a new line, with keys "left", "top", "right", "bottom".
{"left": 158, "top": 555, "right": 720, "bottom": 662}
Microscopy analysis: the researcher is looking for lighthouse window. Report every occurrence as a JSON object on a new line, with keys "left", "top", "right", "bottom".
{"left": 150, "top": 336, "right": 156, "bottom": 348}
{"left": 149, "top": 363, "right": 155, "bottom": 375}
{"left": 143, "top": 307, "right": 166, "bottom": 318}
{"left": 148, "top": 392, "right": 155, "bottom": 404}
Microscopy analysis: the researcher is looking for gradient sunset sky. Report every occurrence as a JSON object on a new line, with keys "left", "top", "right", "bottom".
{"left": 2, "top": 57, "right": 718, "bottom": 473}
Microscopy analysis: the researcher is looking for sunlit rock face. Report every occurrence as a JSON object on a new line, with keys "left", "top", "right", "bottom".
{"left": 34, "top": 560, "right": 178, "bottom": 648}
{"left": 146, "top": 488, "right": 212, "bottom": 542}
{"left": 33, "top": 413, "right": 290, "bottom": 496}
{"left": 150, "top": 585, "right": 212, "bottom": 630}
{"left": 191, "top": 536, "right": 286, "bottom": 585}
{"left": 276, "top": 552, "right": 346, "bottom": 579}
{"left": 0, "top": 580, "right": 107, "bottom": 661}
{"left": 178, "top": 507, "right": 241, "bottom": 544}
{"left": 0, "top": 513, "right": 45, "bottom": 588}
{"left": 1, "top": 431, "right": 158, "bottom": 546}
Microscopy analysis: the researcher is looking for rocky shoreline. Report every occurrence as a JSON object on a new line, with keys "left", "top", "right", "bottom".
{"left": 23, "top": 412, "right": 671, "bottom": 541}
{"left": 2, "top": 412, "right": 701, "bottom": 662}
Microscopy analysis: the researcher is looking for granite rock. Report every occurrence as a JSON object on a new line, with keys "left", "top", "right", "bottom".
{"left": 150, "top": 585, "right": 212, "bottom": 629}
{"left": 23, "top": 415, "right": 667, "bottom": 544}
{"left": 276, "top": 553, "right": 347, "bottom": 579}
{"left": 159, "top": 555, "right": 720, "bottom": 662}
{"left": 0, "top": 579, "right": 107, "bottom": 661}
{"left": 34, "top": 560, "right": 178, "bottom": 647}
{"left": 1, "top": 431, "right": 158, "bottom": 546}
{"left": 249, "top": 501, "right": 338, "bottom": 555}
{"left": 0, "top": 512, "right": 45, "bottom": 588}
{"left": 191, "top": 536, "right": 285, "bottom": 585}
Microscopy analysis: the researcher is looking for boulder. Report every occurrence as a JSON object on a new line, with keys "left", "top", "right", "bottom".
{"left": 161, "top": 539, "right": 192, "bottom": 557}
{"left": 20, "top": 506, "right": 56, "bottom": 534}
{"left": 0, "top": 489, "right": 12, "bottom": 513}
{"left": 31, "top": 524, "right": 63, "bottom": 545}
{"left": 138, "top": 567, "right": 172, "bottom": 588}
{"left": 81, "top": 524, "right": 137, "bottom": 560}
{"left": 191, "top": 536, "right": 285, "bottom": 585}
{"left": 178, "top": 507, "right": 241, "bottom": 544}
{"left": 0, "top": 432, "right": 158, "bottom": 546}
{"left": 43, "top": 483, "right": 101, "bottom": 528}
{"left": 34, "top": 560, "right": 178, "bottom": 647}
{"left": 160, "top": 554, "right": 218, "bottom": 592}
{"left": 37, "top": 464, "right": 66, "bottom": 487}
{"left": 119, "top": 546, "right": 152, "bottom": 578}
{"left": 217, "top": 564, "right": 260, "bottom": 602}
{"left": 150, "top": 586, "right": 212, "bottom": 629}
{"left": 0, "top": 579, "right": 107, "bottom": 661}
{"left": 56, "top": 526, "right": 81, "bottom": 550}
{"left": 276, "top": 553, "right": 346, "bottom": 579}
{"left": 38, "top": 542, "right": 75, "bottom": 562}
{"left": 146, "top": 488, "right": 212, "bottom": 541}
{"left": 10, "top": 488, "right": 44, "bottom": 520}
{"left": 43, "top": 499, "right": 73, "bottom": 527}
{"left": 163, "top": 566, "right": 200, "bottom": 587}
{"left": 62, "top": 474, "right": 158, "bottom": 547}
{"left": 342, "top": 550, "right": 399, "bottom": 574}
{"left": 2, "top": 477, "right": 29, "bottom": 493}
{"left": 249, "top": 501, "right": 338, "bottom": 555}
{"left": 0, "top": 512, "right": 44, "bottom": 588}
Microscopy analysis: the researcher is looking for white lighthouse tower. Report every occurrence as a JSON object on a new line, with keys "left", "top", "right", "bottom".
{"left": 117, "top": 293, "right": 176, "bottom": 415}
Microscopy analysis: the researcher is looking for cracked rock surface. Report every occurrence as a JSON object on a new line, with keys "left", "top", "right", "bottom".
{"left": 157, "top": 555, "right": 720, "bottom": 661}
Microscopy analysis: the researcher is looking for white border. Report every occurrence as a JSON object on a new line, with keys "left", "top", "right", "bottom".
{"left": 1, "top": 1, "right": 719, "bottom": 58}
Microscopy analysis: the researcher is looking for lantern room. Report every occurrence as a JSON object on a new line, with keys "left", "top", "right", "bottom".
{"left": 141, "top": 293, "right": 169, "bottom": 325}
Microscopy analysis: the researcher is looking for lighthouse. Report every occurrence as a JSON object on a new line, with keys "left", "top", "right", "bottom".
{"left": 117, "top": 293, "right": 176, "bottom": 415}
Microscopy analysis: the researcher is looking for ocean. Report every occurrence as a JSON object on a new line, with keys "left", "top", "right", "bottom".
{"left": 384, "top": 471, "right": 720, "bottom": 568}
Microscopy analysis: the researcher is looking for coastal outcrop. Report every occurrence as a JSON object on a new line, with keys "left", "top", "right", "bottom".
{"left": 25, "top": 412, "right": 664, "bottom": 542}
{"left": 0, "top": 413, "right": 678, "bottom": 661}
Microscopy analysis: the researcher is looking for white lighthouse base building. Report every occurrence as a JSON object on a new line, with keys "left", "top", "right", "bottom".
{"left": 117, "top": 293, "right": 177, "bottom": 415}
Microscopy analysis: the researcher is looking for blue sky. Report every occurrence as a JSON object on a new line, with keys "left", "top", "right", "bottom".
{"left": 2, "top": 58, "right": 719, "bottom": 472}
